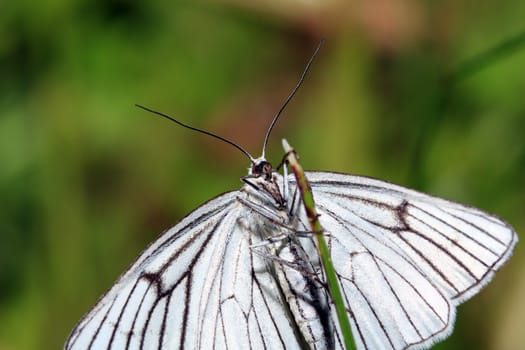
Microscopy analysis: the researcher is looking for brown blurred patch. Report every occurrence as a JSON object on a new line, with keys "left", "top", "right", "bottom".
{"left": 202, "top": 75, "right": 305, "bottom": 163}
{"left": 223, "top": 0, "right": 426, "bottom": 52}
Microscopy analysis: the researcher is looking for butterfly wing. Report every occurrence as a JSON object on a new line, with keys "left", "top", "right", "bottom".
{"left": 304, "top": 171, "right": 517, "bottom": 350}
{"left": 65, "top": 191, "right": 302, "bottom": 350}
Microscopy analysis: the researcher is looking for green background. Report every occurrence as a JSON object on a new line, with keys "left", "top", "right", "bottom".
{"left": 1, "top": 1, "right": 524, "bottom": 349}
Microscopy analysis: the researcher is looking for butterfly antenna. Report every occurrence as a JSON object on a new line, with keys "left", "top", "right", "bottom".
{"left": 261, "top": 39, "right": 324, "bottom": 158}
{"left": 135, "top": 104, "right": 256, "bottom": 163}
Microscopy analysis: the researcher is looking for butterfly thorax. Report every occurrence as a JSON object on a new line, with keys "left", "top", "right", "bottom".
{"left": 239, "top": 160, "right": 337, "bottom": 349}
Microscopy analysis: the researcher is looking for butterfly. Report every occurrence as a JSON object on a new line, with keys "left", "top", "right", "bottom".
{"left": 65, "top": 43, "right": 517, "bottom": 350}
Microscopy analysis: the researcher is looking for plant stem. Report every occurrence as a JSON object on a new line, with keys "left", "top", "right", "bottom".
{"left": 282, "top": 139, "right": 356, "bottom": 350}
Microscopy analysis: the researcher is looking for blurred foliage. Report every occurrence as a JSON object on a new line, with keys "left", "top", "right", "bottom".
{"left": 1, "top": 1, "right": 524, "bottom": 349}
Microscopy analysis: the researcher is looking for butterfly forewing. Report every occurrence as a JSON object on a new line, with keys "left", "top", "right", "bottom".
{"left": 303, "top": 171, "right": 517, "bottom": 350}
{"left": 65, "top": 191, "right": 303, "bottom": 350}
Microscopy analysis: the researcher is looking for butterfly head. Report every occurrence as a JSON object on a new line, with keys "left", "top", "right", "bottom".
{"left": 243, "top": 157, "right": 287, "bottom": 209}
{"left": 249, "top": 157, "right": 274, "bottom": 181}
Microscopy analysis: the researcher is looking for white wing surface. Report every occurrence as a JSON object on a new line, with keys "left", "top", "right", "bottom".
{"left": 65, "top": 191, "right": 302, "bottom": 350}
{"left": 304, "top": 171, "right": 517, "bottom": 350}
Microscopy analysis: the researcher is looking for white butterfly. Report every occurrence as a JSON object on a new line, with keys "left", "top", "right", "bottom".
{"left": 65, "top": 45, "right": 517, "bottom": 350}
{"left": 65, "top": 148, "right": 517, "bottom": 350}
